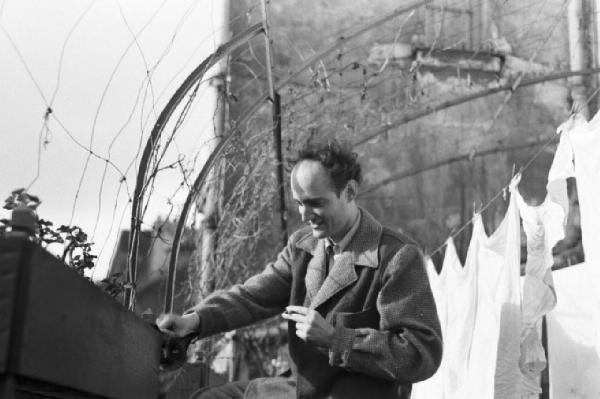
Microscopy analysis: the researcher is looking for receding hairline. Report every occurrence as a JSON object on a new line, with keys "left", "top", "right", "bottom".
{"left": 290, "top": 159, "right": 337, "bottom": 193}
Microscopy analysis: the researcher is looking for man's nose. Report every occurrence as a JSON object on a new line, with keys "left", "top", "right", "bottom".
{"left": 300, "top": 206, "right": 314, "bottom": 223}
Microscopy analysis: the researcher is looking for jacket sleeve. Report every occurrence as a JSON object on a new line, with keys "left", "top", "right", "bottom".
{"left": 186, "top": 238, "right": 295, "bottom": 338}
{"left": 328, "top": 244, "right": 443, "bottom": 383}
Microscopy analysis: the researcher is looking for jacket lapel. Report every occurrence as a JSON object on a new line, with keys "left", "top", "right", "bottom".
{"left": 304, "top": 241, "right": 327, "bottom": 304}
{"left": 297, "top": 208, "right": 383, "bottom": 310}
{"left": 309, "top": 252, "right": 358, "bottom": 309}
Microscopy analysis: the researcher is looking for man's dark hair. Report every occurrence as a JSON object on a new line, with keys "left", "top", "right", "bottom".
{"left": 293, "top": 139, "right": 362, "bottom": 194}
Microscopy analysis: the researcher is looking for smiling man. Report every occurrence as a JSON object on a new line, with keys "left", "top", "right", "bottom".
{"left": 291, "top": 154, "right": 360, "bottom": 242}
{"left": 158, "top": 140, "right": 442, "bottom": 399}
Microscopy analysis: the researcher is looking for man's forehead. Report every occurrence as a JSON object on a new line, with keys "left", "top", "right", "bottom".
{"left": 291, "top": 160, "right": 334, "bottom": 191}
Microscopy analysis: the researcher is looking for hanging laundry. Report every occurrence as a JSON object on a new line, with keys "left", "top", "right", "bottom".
{"left": 464, "top": 181, "right": 521, "bottom": 399}
{"left": 411, "top": 256, "right": 448, "bottom": 399}
{"left": 547, "top": 263, "right": 600, "bottom": 399}
{"left": 426, "top": 256, "right": 448, "bottom": 336}
{"left": 491, "top": 183, "right": 523, "bottom": 399}
{"left": 409, "top": 238, "right": 474, "bottom": 399}
{"left": 412, "top": 251, "right": 454, "bottom": 398}
{"left": 514, "top": 182, "right": 563, "bottom": 399}
{"left": 417, "top": 185, "right": 521, "bottom": 399}
{"left": 442, "top": 237, "right": 477, "bottom": 399}
{"left": 550, "top": 112, "right": 600, "bottom": 355}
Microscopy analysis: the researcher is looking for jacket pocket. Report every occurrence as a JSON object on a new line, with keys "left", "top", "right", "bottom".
{"left": 334, "top": 307, "right": 379, "bottom": 329}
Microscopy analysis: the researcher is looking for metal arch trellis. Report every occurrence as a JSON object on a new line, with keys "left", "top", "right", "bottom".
{"left": 162, "top": 0, "right": 432, "bottom": 313}
{"left": 356, "top": 68, "right": 600, "bottom": 194}
{"left": 133, "top": 0, "right": 595, "bottom": 313}
{"left": 353, "top": 68, "right": 600, "bottom": 147}
{"left": 126, "top": 22, "right": 264, "bottom": 310}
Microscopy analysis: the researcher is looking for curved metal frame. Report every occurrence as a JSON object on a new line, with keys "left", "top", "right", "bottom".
{"left": 163, "top": 0, "right": 432, "bottom": 312}
{"left": 126, "top": 23, "right": 264, "bottom": 309}
{"left": 353, "top": 68, "right": 600, "bottom": 147}
{"left": 158, "top": 1, "right": 596, "bottom": 313}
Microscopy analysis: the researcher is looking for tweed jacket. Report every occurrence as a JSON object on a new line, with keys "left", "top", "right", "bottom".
{"left": 191, "top": 208, "right": 443, "bottom": 399}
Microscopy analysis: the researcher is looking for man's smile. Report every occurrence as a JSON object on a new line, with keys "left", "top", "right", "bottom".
{"left": 309, "top": 220, "right": 325, "bottom": 229}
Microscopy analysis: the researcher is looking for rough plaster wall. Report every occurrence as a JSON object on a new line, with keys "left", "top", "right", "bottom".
{"left": 227, "top": 0, "right": 572, "bottom": 262}
{"left": 493, "top": 0, "right": 570, "bottom": 68}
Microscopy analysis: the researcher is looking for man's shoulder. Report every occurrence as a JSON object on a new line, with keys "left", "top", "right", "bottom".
{"left": 380, "top": 226, "right": 419, "bottom": 247}
{"left": 379, "top": 226, "right": 423, "bottom": 262}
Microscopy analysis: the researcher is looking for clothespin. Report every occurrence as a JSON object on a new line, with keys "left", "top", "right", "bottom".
{"left": 509, "top": 171, "right": 522, "bottom": 195}
{"left": 569, "top": 101, "right": 578, "bottom": 117}
{"left": 557, "top": 109, "right": 586, "bottom": 136}
{"left": 503, "top": 164, "right": 516, "bottom": 200}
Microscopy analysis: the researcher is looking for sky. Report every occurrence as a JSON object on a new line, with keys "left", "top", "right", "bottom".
{"left": 0, "top": 0, "right": 226, "bottom": 279}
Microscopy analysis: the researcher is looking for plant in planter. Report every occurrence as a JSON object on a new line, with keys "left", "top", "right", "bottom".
{"left": 0, "top": 188, "right": 162, "bottom": 398}
{"left": 0, "top": 188, "right": 127, "bottom": 297}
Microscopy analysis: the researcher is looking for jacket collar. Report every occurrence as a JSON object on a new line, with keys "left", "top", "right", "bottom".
{"left": 296, "top": 207, "right": 382, "bottom": 268}
{"left": 297, "top": 208, "right": 383, "bottom": 309}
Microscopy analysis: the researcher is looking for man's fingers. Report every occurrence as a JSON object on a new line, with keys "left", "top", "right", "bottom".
{"left": 296, "top": 329, "right": 307, "bottom": 341}
{"left": 281, "top": 312, "right": 306, "bottom": 323}
{"left": 156, "top": 314, "right": 175, "bottom": 331}
{"left": 155, "top": 313, "right": 199, "bottom": 337}
{"left": 286, "top": 305, "right": 309, "bottom": 315}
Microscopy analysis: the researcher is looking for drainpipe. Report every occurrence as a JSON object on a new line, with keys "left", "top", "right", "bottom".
{"left": 197, "top": 0, "right": 230, "bottom": 388}
{"left": 568, "top": 0, "right": 590, "bottom": 118}
{"left": 480, "top": 0, "right": 489, "bottom": 48}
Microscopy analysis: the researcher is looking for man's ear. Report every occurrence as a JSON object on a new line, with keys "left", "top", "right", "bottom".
{"left": 345, "top": 180, "right": 358, "bottom": 201}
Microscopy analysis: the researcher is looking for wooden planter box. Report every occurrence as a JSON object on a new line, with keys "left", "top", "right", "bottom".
{"left": 0, "top": 236, "right": 162, "bottom": 398}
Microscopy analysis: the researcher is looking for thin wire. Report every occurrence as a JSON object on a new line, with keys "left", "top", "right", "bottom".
{"left": 1, "top": 2, "right": 134, "bottom": 203}
{"left": 115, "top": 0, "right": 161, "bottom": 118}
{"left": 28, "top": 0, "right": 97, "bottom": 190}
{"left": 417, "top": 0, "right": 573, "bottom": 259}
{"left": 89, "top": 0, "right": 168, "bottom": 240}
{"left": 49, "top": 0, "right": 97, "bottom": 105}
{"left": 130, "top": 0, "right": 203, "bottom": 178}
{"left": 0, "top": 24, "right": 49, "bottom": 104}
{"left": 392, "top": 0, "right": 568, "bottom": 257}
{"left": 143, "top": 2, "right": 260, "bottom": 125}
{"left": 93, "top": 188, "right": 130, "bottom": 280}
{"left": 45, "top": 115, "right": 130, "bottom": 193}
{"left": 426, "top": 132, "right": 560, "bottom": 259}
{"left": 27, "top": 122, "right": 48, "bottom": 190}
{"left": 425, "top": 79, "right": 600, "bottom": 260}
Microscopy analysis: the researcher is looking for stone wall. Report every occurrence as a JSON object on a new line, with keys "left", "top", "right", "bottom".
{"left": 224, "top": 0, "right": 576, "bottom": 266}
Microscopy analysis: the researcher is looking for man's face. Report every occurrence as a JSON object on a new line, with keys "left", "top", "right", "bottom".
{"left": 290, "top": 160, "right": 355, "bottom": 241}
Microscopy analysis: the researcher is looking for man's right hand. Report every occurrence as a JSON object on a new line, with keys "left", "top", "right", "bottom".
{"left": 156, "top": 312, "right": 200, "bottom": 337}
{"left": 155, "top": 313, "right": 199, "bottom": 394}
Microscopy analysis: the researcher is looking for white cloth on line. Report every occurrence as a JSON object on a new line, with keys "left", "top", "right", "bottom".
{"left": 514, "top": 186, "right": 562, "bottom": 398}
{"left": 442, "top": 236, "right": 476, "bottom": 399}
{"left": 415, "top": 188, "right": 521, "bottom": 399}
{"left": 411, "top": 256, "right": 449, "bottom": 399}
{"left": 463, "top": 183, "right": 521, "bottom": 399}
{"left": 551, "top": 112, "right": 600, "bottom": 355}
{"left": 547, "top": 263, "right": 600, "bottom": 399}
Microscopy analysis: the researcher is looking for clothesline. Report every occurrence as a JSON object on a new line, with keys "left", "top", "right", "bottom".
{"left": 426, "top": 85, "right": 600, "bottom": 260}
{"left": 426, "top": 132, "right": 557, "bottom": 259}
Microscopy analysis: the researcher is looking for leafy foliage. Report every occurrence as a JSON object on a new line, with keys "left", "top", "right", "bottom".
{"left": 96, "top": 272, "right": 132, "bottom": 298}
{"left": 3, "top": 188, "right": 41, "bottom": 210}
{"left": 0, "top": 189, "right": 125, "bottom": 297}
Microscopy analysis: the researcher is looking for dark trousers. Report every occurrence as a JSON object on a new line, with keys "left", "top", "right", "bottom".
{"left": 190, "top": 381, "right": 249, "bottom": 399}
{"left": 190, "top": 377, "right": 296, "bottom": 399}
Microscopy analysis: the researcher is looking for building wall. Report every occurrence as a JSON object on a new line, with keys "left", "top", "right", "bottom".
{"left": 223, "top": 0, "right": 577, "bottom": 266}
